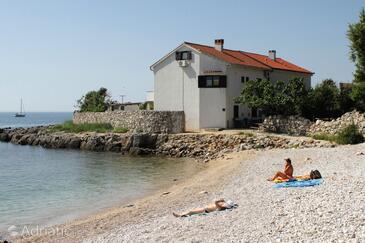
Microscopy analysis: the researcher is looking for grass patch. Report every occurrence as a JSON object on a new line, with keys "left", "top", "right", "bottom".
{"left": 49, "top": 120, "right": 128, "bottom": 133}
{"left": 311, "top": 133, "right": 337, "bottom": 142}
{"left": 112, "top": 127, "right": 129, "bottom": 133}
{"left": 237, "top": 131, "right": 255, "bottom": 137}
{"left": 311, "top": 124, "right": 364, "bottom": 145}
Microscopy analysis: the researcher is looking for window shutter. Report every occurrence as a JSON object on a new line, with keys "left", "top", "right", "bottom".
{"left": 175, "top": 52, "right": 179, "bottom": 60}
{"left": 198, "top": 76, "right": 205, "bottom": 87}
{"left": 187, "top": 51, "right": 192, "bottom": 60}
{"left": 220, "top": 76, "right": 227, "bottom": 87}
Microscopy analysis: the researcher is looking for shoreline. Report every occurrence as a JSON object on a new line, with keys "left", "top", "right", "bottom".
{"left": 0, "top": 126, "right": 335, "bottom": 162}
{"left": 15, "top": 150, "right": 254, "bottom": 242}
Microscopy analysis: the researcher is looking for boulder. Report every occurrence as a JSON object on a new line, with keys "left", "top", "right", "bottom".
{"left": 80, "top": 135, "right": 105, "bottom": 151}
{"left": 0, "top": 133, "right": 9, "bottom": 142}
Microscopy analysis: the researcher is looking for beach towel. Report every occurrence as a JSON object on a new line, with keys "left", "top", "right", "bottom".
{"left": 273, "top": 175, "right": 309, "bottom": 184}
{"left": 274, "top": 179, "right": 323, "bottom": 188}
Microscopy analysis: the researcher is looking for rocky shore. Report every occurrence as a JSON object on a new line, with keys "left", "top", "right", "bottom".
{"left": 0, "top": 126, "right": 334, "bottom": 161}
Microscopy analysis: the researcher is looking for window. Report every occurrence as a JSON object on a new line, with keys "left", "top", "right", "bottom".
{"left": 256, "top": 78, "right": 262, "bottom": 81}
{"left": 206, "top": 76, "right": 213, "bottom": 87}
{"left": 213, "top": 76, "right": 220, "bottom": 86}
{"left": 198, "top": 75, "right": 227, "bottom": 88}
{"left": 241, "top": 76, "right": 250, "bottom": 83}
{"left": 175, "top": 51, "right": 192, "bottom": 60}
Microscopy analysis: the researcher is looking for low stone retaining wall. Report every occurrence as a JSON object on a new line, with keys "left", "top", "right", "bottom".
{"left": 259, "top": 111, "right": 365, "bottom": 136}
{"left": 73, "top": 111, "right": 184, "bottom": 134}
{"left": 259, "top": 116, "right": 312, "bottom": 136}
{"left": 309, "top": 110, "right": 365, "bottom": 135}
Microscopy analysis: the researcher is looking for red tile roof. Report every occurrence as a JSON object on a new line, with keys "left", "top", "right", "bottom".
{"left": 185, "top": 42, "right": 313, "bottom": 74}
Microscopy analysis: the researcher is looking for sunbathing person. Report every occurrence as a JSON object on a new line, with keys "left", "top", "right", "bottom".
{"left": 268, "top": 158, "right": 294, "bottom": 181}
{"left": 173, "top": 199, "right": 236, "bottom": 217}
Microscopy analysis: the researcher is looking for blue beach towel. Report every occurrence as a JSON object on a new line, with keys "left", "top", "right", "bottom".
{"left": 274, "top": 179, "right": 323, "bottom": 188}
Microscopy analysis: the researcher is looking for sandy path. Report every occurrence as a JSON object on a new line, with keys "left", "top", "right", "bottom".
{"left": 17, "top": 144, "right": 365, "bottom": 242}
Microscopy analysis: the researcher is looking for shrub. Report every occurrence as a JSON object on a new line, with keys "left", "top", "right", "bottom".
{"left": 77, "top": 87, "right": 112, "bottom": 112}
{"left": 49, "top": 121, "right": 128, "bottom": 133}
{"left": 336, "top": 124, "right": 364, "bottom": 144}
{"left": 112, "top": 127, "right": 129, "bottom": 133}
{"left": 237, "top": 131, "right": 255, "bottom": 137}
{"left": 311, "top": 133, "right": 337, "bottom": 142}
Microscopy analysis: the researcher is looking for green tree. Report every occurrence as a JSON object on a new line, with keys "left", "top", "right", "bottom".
{"left": 348, "top": 8, "right": 365, "bottom": 110}
{"left": 308, "top": 79, "right": 340, "bottom": 118}
{"left": 236, "top": 78, "right": 308, "bottom": 116}
{"left": 351, "top": 83, "right": 365, "bottom": 111}
{"left": 339, "top": 85, "right": 355, "bottom": 113}
{"left": 77, "top": 87, "right": 111, "bottom": 112}
{"left": 235, "top": 79, "right": 277, "bottom": 115}
{"left": 284, "top": 78, "right": 308, "bottom": 115}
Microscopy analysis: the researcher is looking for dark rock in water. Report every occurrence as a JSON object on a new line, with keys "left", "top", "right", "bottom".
{"left": 80, "top": 135, "right": 105, "bottom": 151}
{"left": 50, "top": 136, "right": 67, "bottom": 149}
{"left": 132, "top": 133, "right": 158, "bottom": 149}
{"left": 129, "top": 147, "right": 143, "bottom": 155}
{"left": 129, "top": 147, "right": 153, "bottom": 155}
{"left": 0, "top": 133, "right": 9, "bottom": 142}
{"left": 104, "top": 135, "right": 122, "bottom": 152}
{"left": 66, "top": 137, "right": 81, "bottom": 149}
{"left": 105, "top": 141, "right": 122, "bottom": 152}
{"left": 121, "top": 136, "right": 133, "bottom": 152}
{"left": 11, "top": 134, "right": 23, "bottom": 144}
{"left": 18, "top": 134, "right": 30, "bottom": 145}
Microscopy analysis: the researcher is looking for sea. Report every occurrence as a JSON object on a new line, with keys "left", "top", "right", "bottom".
{"left": 0, "top": 112, "right": 203, "bottom": 238}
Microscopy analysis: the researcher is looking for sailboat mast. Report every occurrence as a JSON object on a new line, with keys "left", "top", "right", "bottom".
{"left": 20, "top": 98, "right": 23, "bottom": 113}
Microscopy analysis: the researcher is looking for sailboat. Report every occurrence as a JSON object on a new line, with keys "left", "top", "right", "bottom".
{"left": 15, "top": 98, "right": 26, "bottom": 117}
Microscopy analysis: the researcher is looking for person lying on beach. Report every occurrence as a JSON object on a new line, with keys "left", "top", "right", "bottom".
{"left": 173, "top": 199, "right": 236, "bottom": 217}
{"left": 268, "top": 158, "right": 294, "bottom": 181}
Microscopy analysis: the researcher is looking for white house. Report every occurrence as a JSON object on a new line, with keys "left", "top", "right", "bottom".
{"left": 150, "top": 39, "right": 313, "bottom": 131}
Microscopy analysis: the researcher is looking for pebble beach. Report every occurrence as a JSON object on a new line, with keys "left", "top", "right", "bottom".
{"left": 18, "top": 143, "right": 365, "bottom": 242}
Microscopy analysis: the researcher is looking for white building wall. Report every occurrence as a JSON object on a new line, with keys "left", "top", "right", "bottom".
{"left": 226, "top": 65, "right": 266, "bottom": 127}
{"left": 153, "top": 46, "right": 200, "bottom": 131}
{"left": 198, "top": 53, "right": 228, "bottom": 128}
{"left": 270, "top": 70, "right": 311, "bottom": 89}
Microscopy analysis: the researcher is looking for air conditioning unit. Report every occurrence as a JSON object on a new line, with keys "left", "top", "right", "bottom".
{"left": 178, "top": 60, "right": 188, "bottom": 67}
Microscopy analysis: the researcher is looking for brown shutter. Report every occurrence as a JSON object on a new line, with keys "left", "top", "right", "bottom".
{"left": 198, "top": 76, "right": 206, "bottom": 87}
{"left": 220, "top": 76, "right": 227, "bottom": 87}
{"left": 175, "top": 52, "right": 181, "bottom": 60}
{"left": 187, "top": 51, "right": 192, "bottom": 60}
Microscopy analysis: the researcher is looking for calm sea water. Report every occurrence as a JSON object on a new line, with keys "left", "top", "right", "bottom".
{"left": 0, "top": 112, "right": 73, "bottom": 128}
{"left": 0, "top": 113, "right": 204, "bottom": 238}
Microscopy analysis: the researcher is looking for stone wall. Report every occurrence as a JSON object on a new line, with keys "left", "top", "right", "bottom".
{"left": 259, "top": 111, "right": 365, "bottom": 136}
{"left": 259, "top": 115, "right": 313, "bottom": 136}
{"left": 73, "top": 111, "right": 184, "bottom": 134}
{"left": 309, "top": 110, "right": 365, "bottom": 135}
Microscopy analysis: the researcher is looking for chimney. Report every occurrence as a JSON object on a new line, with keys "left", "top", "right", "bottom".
{"left": 268, "top": 50, "right": 276, "bottom": 60}
{"left": 214, "top": 39, "right": 224, "bottom": 51}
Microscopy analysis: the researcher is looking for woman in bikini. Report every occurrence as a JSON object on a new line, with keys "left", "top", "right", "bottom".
{"left": 173, "top": 199, "right": 236, "bottom": 217}
{"left": 268, "top": 158, "right": 294, "bottom": 181}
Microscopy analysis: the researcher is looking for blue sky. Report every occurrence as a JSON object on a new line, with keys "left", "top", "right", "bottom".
{"left": 0, "top": 0, "right": 363, "bottom": 112}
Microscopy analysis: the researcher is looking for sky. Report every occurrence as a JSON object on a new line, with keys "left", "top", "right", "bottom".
{"left": 0, "top": 0, "right": 364, "bottom": 112}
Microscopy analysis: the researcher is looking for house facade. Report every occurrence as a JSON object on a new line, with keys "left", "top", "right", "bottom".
{"left": 150, "top": 39, "right": 313, "bottom": 131}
